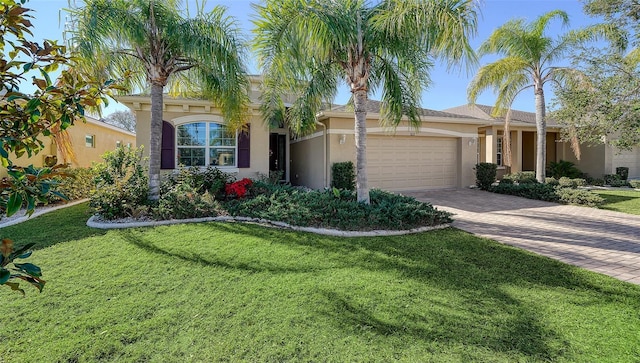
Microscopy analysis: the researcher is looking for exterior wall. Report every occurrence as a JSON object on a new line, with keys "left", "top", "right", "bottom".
{"left": 1, "top": 118, "right": 135, "bottom": 178}
{"left": 610, "top": 147, "right": 640, "bottom": 179}
{"left": 311, "top": 115, "right": 480, "bottom": 189}
{"left": 290, "top": 131, "right": 326, "bottom": 189}
{"left": 131, "top": 105, "right": 270, "bottom": 180}
{"left": 560, "top": 143, "right": 606, "bottom": 178}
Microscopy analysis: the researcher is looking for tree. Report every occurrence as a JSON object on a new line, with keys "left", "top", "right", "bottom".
{"left": 0, "top": 0, "right": 121, "bottom": 294}
{"left": 103, "top": 110, "right": 136, "bottom": 133}
{"left": 551, "top": 47, "right": 640, "bottom": 151}
{"left": 67, "top": 0, "right": 250, "bottom": 201}
{"left": 467, "top": 10, "right": 624, "bottom": 182}
{"left": 583, "top": 0, "right": 639, "bottom": 43}
{"left": 253, "top": 0, "right": 478, "bottom": 204}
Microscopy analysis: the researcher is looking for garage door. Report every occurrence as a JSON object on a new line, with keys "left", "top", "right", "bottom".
{"left": 367, "top": 136, "right": 458, "bottom": 191}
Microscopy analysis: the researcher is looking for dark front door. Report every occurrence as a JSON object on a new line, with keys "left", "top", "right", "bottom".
{"left": 269, "top": 133, "right": 286, "bottom": 181}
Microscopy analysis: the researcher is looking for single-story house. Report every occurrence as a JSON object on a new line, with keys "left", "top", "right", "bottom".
{"left": 445, "top": 104, "right": 640, "bottom": 180}
{"left": 120, "top": 75, "right": 638, "bottom": 192}
{"left": 1, "top": 116, "right": 137, "bottom": 178}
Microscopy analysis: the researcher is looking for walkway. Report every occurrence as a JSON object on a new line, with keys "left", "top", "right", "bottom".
{"left": 404, "top": 189, "right": 640, "bottom": 285}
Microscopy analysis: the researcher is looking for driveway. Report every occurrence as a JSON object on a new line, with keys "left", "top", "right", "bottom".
{"left": 403, "top": 188, "right": 640, "bottom": 285}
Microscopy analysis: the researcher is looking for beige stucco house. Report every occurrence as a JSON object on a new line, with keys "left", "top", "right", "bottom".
{"left": 118, "top": 76, "right": 292, "bottom": 182}
{"left": 1, "top": 116, "right": 136, "bottom": 178}
{"left": 446, "top": 104, "right": 640, "bottom": 180}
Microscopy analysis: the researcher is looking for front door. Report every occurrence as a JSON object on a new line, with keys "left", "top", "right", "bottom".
{"left": 269, "top": 133, "right": 286, "bottom": 181}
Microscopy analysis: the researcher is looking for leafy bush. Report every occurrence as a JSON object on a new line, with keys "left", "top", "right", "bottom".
{"left": 547, "top": 160, "right": 583, "bottom": 179}
{"left": 490, "top": 183, "right": 560, "bottom": 202}
{"left": 589, "top": 178, "right": 605, "bottom": 186}
{"left": 475, "top": 163, "right": 497, "bottom": 190}
{"left": 1, "top": 239, "right": 45, "bottom": 295}
{"left": 545, "top": 177, "right": 559, "bottom": 186}
{"left": 604, "top": 174, "right": 629, "bottom": 187}
{"left": 90, "top": 147, "right": 149, "bottom": 220}
{"left": 155, "top": 183, "right": 225, "bottom": 220}
{"left": 616, "top": 167, "right": 629, "bottom": 181}
{"left": 499, "top": 178, "right": 514, "bottom": 185}
{"left": 225, "top": 178, "right": 253, "bottom": 198}
{"left": 47, "top": 167, "right": 96, "bottom": 202}
{"left": 558, "top": 177, "right": 577, "bottom": 189}
{"left": 630, "top": 180, "right": 640, "bottom": 189}
{"left": 504, "top": 171, "right": 537, "bottom": 184}
{"left": 224, "top": 183, "right": 451, "bottom": 231}
{"left": 331, "top": 161, "right": 355, "bottom": 191}
{"left": 162, "top": 166, "right": 234, "bottom": 199}
{"left": 556, "top": 188, "right": 604, "bottom": 207}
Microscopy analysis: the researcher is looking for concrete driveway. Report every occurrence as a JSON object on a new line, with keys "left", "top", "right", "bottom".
{"left": 403, "top": 188, "right": 640, "bottom": 285}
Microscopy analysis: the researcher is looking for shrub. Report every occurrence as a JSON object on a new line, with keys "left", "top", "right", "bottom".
{"left": 475, "top": 163, "right": 497, "bottom": 190}
{"left": 630, "top": 180, "right": 640, "bottom": 189}
{"left": 545, "top": 177, "right": 559, "bottom": 186}
{"left": 590, "top": 178, "right": 605, "bottom": 186}
{"left": 225, "top": 178, "right": 253, "bottom": 198}
{"left": 558, "top": 177, "right": 577, "bottom": 189}
{"left": 155, "top": 183, "right": 225, "bottom": 220}
{"left": 572, "top": 178, "right": 587, "bottom": 187}
{"left": 556, "top": 188, "right": 604, "bottom": 207}
{"left": 223, "top": 184, "right": 451, "bottom": 231}
{"left": 47, "top": 167, "right": 96, "bottom": 202}
{"left": 490, "top": 183, "right": 559, "bottom": 202}
{"left": 331, "top": 161, "right": 355, "bottom": 191}
{"left": 604, "top": 174, "right": 621, "bottom": 185}
{"left": 616, "top": 167, "right": 629, "bottom": 181}
{"left": 504, "top": 171, "right": 537, "bottom": 184}
{"left": 547, "top": 160, "right": 583, "bottom": 179}
{"left": 162, "top": 166, "right": 234, "bottom": 199}
{"left": 90, "top": 147, "right": 149, "bottom": 220}
{"left": 499, "top": 178, "right": 514, "bottom": 185}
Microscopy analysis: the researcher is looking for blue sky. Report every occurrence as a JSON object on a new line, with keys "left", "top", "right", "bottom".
{"left": 26, "top": 0, "right": 601, "bottom": 115}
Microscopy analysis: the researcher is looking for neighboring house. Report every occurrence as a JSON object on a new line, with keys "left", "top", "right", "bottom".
{"left": 445, "top": 104, "right": 640, "bottom": 179}
{"left": 1, "top": 116, "right": 137, "bottom": 178}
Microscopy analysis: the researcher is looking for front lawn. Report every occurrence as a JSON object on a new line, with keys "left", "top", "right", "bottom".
{"left": 595, "top": 189, "right": 640, "bottom": 215}
{"left": 1, "top": 204, "right": 639, "bottom": 362}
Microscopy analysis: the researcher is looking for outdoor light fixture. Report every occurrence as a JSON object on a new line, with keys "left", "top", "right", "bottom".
{"left": 339, "top": 134, "right": 346, "bottom": 144}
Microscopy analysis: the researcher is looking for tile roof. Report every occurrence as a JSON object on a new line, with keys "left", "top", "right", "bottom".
{"left": 329, "top": 100, "right": 479, "bottom": 119}
{"left": 443, "top": 104, "right": 560, "bottom": 127}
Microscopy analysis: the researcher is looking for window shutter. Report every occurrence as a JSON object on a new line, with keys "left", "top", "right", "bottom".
{"left": 237, "top": 124, "right": 250, "bottom": 168}
{"left": 161, "top": 121, "right": 175, "bottom": 169}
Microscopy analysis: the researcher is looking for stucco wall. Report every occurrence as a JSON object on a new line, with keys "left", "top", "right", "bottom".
{"left": 560, "top": 143, "right": 606, "bottom": 178}
{"left": 1, "top": 118, "right": 135, "bottom": 178}
{"left": 132, "top": 107, "right": 270, "bottom": 180}
{"left": 611, "top": 147, "right": 640, "bottom": 179}
{"left": 290, "top": 132, "right": 326, "bottom": 189}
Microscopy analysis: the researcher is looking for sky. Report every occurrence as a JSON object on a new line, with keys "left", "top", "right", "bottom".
{"left": 24, "top": 0, "right": 603, "bottom": 116}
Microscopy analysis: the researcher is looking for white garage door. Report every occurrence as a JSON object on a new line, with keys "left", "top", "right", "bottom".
{"left": 367, "top": 136, "right": 458, "bottom": 191}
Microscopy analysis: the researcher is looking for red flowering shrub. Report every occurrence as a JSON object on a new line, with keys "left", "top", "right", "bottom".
{"left": 225, "top": 178, "right": 253, "bottom": 198}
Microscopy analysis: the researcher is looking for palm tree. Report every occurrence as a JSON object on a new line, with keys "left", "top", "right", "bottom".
{"left": 253, "top": 0, "right": 478, "bottom": 203}
{"left": 467, "top": 10, "right": 624, "bottom": 182}
{"left": 68, "top": 0, "right": 250, "bottom": 200}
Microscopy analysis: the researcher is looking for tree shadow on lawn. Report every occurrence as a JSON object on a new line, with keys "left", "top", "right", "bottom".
{"left": 121, "top": 222, "right": 640, "bottom": 360}
{"left": 0, "top": 203, "right": 108, "bottom": 250}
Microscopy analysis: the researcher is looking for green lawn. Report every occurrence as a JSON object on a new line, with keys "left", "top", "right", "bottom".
{"left": 596, "top": 189, "right": 640, "bottom": 215}
{"left": 1, "top": 204, "right": 639, "bottom": 362}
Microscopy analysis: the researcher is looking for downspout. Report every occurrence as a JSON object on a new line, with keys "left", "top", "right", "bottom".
{"left": 315, "top": 118, "right": 328, "bottom": 188}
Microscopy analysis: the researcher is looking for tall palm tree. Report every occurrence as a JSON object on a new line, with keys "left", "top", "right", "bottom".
{"left": 253, "top": 0, "right": 478, "bottom": 204}
{"left": 68, "top": 0, "right": 250, "bottom": 200}
{"left": 467, "top": 10, "right": 624, "bottom": 182}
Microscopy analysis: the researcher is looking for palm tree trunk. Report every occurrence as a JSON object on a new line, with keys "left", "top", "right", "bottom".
{"left": 148, "top": 83, "right": 163, "bottom": 201}
{"left": 353, "top": 89, "right": 369, "bottom": 204}
{"left": 535, "top": 87, "right": 546, "bottom": 183}
{"left": 503, "top": 108, "right": 512, "bottom": 174}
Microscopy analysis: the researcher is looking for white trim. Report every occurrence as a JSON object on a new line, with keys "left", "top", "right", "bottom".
{"left": 326, "top": 127, "right": 477, "bottom": 138}
{"left": 290, "top": 131, "right": 324, "bottom": 144}
{"left": 171, "top": 114, "right": 224, "bottom": 125}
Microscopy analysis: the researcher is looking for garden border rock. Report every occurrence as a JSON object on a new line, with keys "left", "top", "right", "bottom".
{"left": 86, "top": 214, "right": 450, "bottom": 237}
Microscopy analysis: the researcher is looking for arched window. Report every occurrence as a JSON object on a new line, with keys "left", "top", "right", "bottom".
{"left": 176, "top": 122, "right": 237, "bottom": 167}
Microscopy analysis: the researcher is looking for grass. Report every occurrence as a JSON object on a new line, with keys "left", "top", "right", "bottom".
{"left": 1, "top": 203, "right": 640, "bottom": 362}
{"left": 595, "top": 189, "right": 640, "bottom": 215}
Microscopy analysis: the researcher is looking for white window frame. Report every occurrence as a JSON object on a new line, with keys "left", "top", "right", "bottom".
{"left": 174, "top": 119, "right": 238, "bottom": 169}
{"left": 85, "top": 135, "right": 95, "bottom": 148}
{"left": 496, "top": 136, "right": 503, "bottom": 166}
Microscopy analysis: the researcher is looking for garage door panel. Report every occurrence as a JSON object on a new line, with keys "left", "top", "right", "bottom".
{"left": 368, "top": 136, "right": 458, "bottom": 191}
